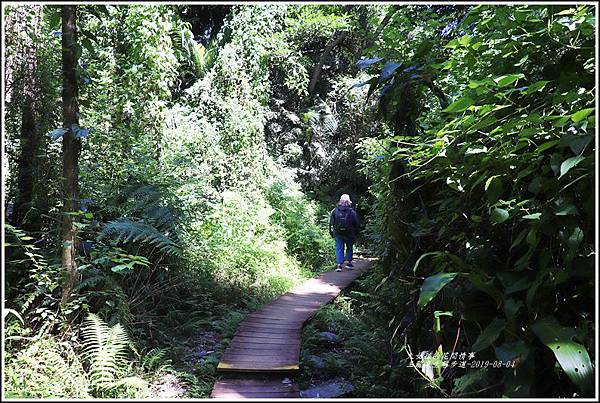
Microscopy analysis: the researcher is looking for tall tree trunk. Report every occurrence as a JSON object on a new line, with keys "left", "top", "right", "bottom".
{"left": 308, "top": 30, "right": 347, "bottom": 99}
{"left": 12, "top": 98, "right": 37, "bottom": 229}
{"left": 5, "top": 5, "right": 42, "bottom": 230}
{"left": 60, "top": 5, "right": 81, "bottom": 306}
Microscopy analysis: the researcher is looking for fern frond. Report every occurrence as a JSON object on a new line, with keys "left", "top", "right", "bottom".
{"left": 141, "top": 347, "right": 169, "bottom": 371}
{"left": 80, "top": 313, "right": 132, "bottom": 391}
{"left": 98, "top": 218, "right": 181, "bottom": 256}
{"left": 308, "top": 102, "right": 338, "bottom": 137}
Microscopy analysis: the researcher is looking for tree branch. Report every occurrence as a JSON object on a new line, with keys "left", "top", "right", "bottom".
{"left": 308, "top": 30, "right": 348, "bottom": 98}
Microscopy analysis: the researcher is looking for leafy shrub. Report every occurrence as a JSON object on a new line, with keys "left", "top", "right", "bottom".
{"left": 266, "top": 179, "right": 334, "bottom": 272}
{"left": 4, "top": 337, "right": 91, "bottom": 399}
{"left": 358, "top": 4, "right": 595, "bottom": 397}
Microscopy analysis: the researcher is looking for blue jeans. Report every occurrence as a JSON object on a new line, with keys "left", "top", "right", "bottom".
{"left": 335, "top": 235, "right": 354, "bottom": 265}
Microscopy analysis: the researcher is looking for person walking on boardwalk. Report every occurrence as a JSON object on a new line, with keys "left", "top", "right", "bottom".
{"left": 329, "top": 194, "right": 360, "bottom": 272}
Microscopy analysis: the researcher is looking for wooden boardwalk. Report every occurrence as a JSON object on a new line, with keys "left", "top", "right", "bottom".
{"left": 210, "top": 257, "right": 373, "bottom": 398}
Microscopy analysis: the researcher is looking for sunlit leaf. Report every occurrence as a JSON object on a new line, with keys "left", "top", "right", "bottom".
{"left": 490, "top": 207, "right": 509, "bottom": 224}
{"left": 559, "top": 155, "right": 585, "bottom": 178}
{"left": 494, "top": 73, "right": 524, "bottom": 87}
{"left": 443, "top": 96, "right": 474, "bottom": 113}
{"left": 485, "top": 176, "right": 503, "bottom": 203}
{"left": 571, "top": 108, "right": 594, "bottom": 123}
{"left": 378, "top": 61, "right": 402, "bottom": 82}
{"left": 49, "top": 127, "right": 68, "bottom": 140}
{"left": 531, "top": 317, "right": 593, "bottom": 394}
{"left": 417, "top": 272, "right": 458, "bottom": 309}
{"left": 524, "top": 80, "right": 550, "bottom": 94}
{"left": 356, "top": 57, "right": 383, "bottom": 69}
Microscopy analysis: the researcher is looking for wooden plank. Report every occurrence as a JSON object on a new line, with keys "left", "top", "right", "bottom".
{"left": 223, "top": 341, "right": 300, "bottom": 350}
{"left": 234, "top": 330, "right": 299, "bottom": 339}
{"left": 223, "top": 343, "right": 299, "bottom": 351}
{"left": 217, "top": 362, "right": 300, "bottom": 372}
{"left": 215, "top": 377, "right": 294, "bottom": 386}
{"left": 213, "top": 385, "right": 298, "bottom": 394}
{"left": 240, "top": 316, "right": 302, "bottom": 325}
{"left": 212, "top": 391, "right": 299, "bottom": 398}
{"left": 221, "top": 352, "right": 298, "bottom": 362}
{"left": 245, "top": 312, "right": 304, "bottom": 320}
{"left": 212, "top": 257, "right": 373, "bottom": 393}
{"left": 231, "top": 335, "right": 300, "bottom": 345}
{"left": 222, "top": 347, "right": 300, "bottom": 359}
{"left": 238, "top": 323, "right": 302, "bottom": 332}
{"left": 220, "top": 357, "right": 298, "bottom": 368}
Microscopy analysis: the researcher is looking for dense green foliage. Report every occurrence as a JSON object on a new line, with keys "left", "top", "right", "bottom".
{"left": 356, "top": 4, "right": 596, "bottom": 397}
{"left": 2, "top": 3, "right": 596, "bottom": 399}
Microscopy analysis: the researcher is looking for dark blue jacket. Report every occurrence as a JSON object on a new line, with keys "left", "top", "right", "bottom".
{"left": 329, "top": 205, "right": 360, "bottom": 238}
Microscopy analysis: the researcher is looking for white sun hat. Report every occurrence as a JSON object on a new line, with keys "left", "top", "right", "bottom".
{"left": 339, "top": 194, "right": 352, "bottom": 204}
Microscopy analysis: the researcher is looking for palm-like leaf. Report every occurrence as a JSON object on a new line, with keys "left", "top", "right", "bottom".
{"left": 98, "top": 218, "right": 181, "bottom": 256}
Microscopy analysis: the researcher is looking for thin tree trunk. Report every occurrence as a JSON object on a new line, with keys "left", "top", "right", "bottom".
{"left": 308, "top": 30, "right": 347, "bottom": 98}
{"left": 12, "top": 99, "right": 37, "bottom": 229}
{"left": 60, "top": 5, "right": 81, "bottom": 306}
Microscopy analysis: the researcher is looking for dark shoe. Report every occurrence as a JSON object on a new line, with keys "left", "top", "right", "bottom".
{"left": 346, "top": 261, "right": 354, "bottom": 269}
{"left": 335, "top": 264, "right": 343, "bottom": 272}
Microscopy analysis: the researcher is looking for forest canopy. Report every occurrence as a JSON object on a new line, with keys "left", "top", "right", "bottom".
{"left": 2, "top": 2, "right": 597, "bottom": 399}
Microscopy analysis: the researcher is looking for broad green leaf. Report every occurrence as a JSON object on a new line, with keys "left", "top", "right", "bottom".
{"left": 566, "top": 226, "right": 584, "bottom": 251}
{"left": 571, "top": 108, "right": 594, "bottom": 123}
{"left": 506, "top": 274, "right": 532, "bottom": 295}
{"left": 531, "top": 317, "right": 593, "bottom": 394}
{"left": 528, "top": 177, "right": 543, "bottom": 194}
{"left": 490, "top": 207, "right": 509, "bottom": 224}
{"left": 378, "top": 61, "right": 402, "bottom": 82}
{"left": 472, "top": 318, "right": 506, "bottom": 351}
{"left": 535, "top": 140, "right": 559, "bottom": 153}
{"left": 567, "top": 135, "right": 593, "bottom": 155}
{"left": 417, "top": 272, "right": 458, "bottom": 309}
{"left": 49, "top": 127, "right": 68, "bottom": 140}
{"left": 356, "top": 57, "right": 383, "bottom": 69}
{"left": 458, "top": 34, "right": 471, "bottom": 46}
{"left": 495, "top": 340, "right": 529, "bottom": 364}
{"left": 522, "top": 213, "right": 541, "bottom": 220}
{"left": 494, "top": 73, "right": 524, "bottom": 87}
{"left": 559, "top": 155, "right": 585, "bottom": 178}
{"left": 524, "top": 80, "right": 550, "bottom": 94}
{"left": 81, "top": 37, "right": 95, "bottom": 55}
{"left": 510, "top": 227, "right": 528, "bottom": 251}
{"left": 443, "top": 96, "right": 474, "bottom": 113}
{"left": 465, "top": 146, "right": 487, "bottom": 155}
{"left": 485, "top": 176, "right": 503, "bottom": 203}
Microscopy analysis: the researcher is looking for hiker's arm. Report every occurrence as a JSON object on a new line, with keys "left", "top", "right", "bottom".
{"left": 329, "top": 210, "right": 335, "bottom": 237}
